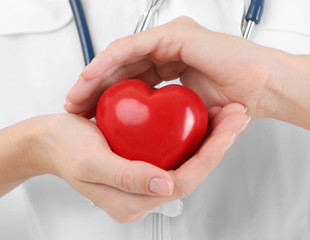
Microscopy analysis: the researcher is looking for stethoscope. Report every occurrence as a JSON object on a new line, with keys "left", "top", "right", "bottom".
{"left": 69, "top": 0, "right": 264, "bottom": 66}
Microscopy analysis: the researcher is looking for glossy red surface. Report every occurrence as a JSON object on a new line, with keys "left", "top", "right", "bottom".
{"left": 96, "top": 79, "right": 208, "bottom": 170}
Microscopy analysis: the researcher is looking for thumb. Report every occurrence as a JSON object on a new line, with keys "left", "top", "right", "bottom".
{"left": 80, "top": 153, "right": 174, "bottom": 196}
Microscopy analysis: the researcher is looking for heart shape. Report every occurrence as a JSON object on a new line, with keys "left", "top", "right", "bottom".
{"left": 96, "top": 79, "right": 208, "bottom": 170}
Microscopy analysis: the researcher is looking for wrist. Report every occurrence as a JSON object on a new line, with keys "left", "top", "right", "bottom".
{"left": 22, "top": 115, "right": 58, "bottom": 176}
{"left": 255, "top": 49, "right": 289, "bottom": 119}
{"left": 1, "top": 116, "right": 54, "bottom": 181}
{"left": 0, "top": 117, "right": 52, "bottom": 195}
{"left": 258, "top": 51, "right": 310, "bottom": 129}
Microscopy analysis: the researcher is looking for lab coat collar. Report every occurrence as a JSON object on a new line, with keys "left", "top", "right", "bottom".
{"left": 0, "top": 0, "right": 72, "bottom": 35}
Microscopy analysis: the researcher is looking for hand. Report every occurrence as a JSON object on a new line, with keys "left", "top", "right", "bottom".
{"left": 65, "top": 16, "right": 281, "bottom": 119}
{"left": 42, "top": 104, "right": 247, "bottom": 223}
{"left": 87, "top": 103, "right": 249, "bottom": 223}
{"left": 1, "top": 103, "right": 249, "bottom": 223}
{"left": 0, "top": 114, "right": 172, "bottom": 209}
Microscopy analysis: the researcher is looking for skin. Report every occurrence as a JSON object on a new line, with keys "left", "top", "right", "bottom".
{"left": 4, "top": 15, "right": 310, "bottom": 224}
{"left": 0, "top": 18, "right": 251, "bottom": 221}
{"left": 64, "top": 17, "right": 310, "bottom": 221}
{"left": 0, "top": 104, "right": 249, "bottom": 223}
{"left": 66, "top": 17, "right": 310, "bottom": 129}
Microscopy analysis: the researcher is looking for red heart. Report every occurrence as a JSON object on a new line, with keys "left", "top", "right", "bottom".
{"left": 96, "top": 79, "right": 208, "bottom": 170}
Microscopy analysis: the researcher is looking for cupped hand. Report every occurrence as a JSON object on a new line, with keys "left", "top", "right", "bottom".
{"left": 61, "top": 17, "right": 254, "bottom": 223}
{"left": 65, "top": 16, "right": 278, "bottom": 119}
{"left": 32, "top": 103, "right": 249, "bottom": 223}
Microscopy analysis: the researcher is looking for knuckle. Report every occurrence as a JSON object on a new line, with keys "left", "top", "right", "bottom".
{"left": 173, "top": 177, "right": 196, "bottom": 199}
{"left": 111, "top": 202, "right": 147, "bottom": 224}
{"left": 113, "top": 214, "right": 140, "bottom": 224}
{"left": 113, "top": 212, "right": 144, "bottom": 224}
{"left": 172, "top": 16, "right": 196, "bottom": 25}
{"left": 175, "top": 187, "right": 191, "bottom": 199}
{"left": 97, "top": 188, "right": 150, "bottom": 224}
{"left": 114, "top": 163, "right": 137, "bottom": 193}
{"left": 107, "top": 38, "right": 121, "bottom": 48}
{"left": 108, "top": 34, "right": 136, "bottom": 50}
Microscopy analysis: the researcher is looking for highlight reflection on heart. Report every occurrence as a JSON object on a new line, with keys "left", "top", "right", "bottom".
{"left": 116, "top": 98, "right": 149, "bottom": 125}
{"left": 96, "top": 79, "right": 208, "bottom": 170}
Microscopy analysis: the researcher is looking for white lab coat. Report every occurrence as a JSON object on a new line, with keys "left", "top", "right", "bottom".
{"left": 1, "top": 0, "right": 310, "bottom": 239}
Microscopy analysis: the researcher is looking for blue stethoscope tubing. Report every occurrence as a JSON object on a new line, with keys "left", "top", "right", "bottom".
{"left": 69, "top": 0, "right": 264, "bottom": 65}
{"left": 69, "top": 0, "right": 95, "bottom": 66}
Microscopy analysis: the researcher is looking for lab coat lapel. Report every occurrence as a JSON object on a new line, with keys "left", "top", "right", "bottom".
{"left": 0, "top": 0, "right": 72, "bottom": 35}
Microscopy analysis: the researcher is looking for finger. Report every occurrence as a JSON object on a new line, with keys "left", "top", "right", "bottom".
{"left": 170, "top": 111, "right": 250, "bottom": 199}
{"left": 65, "top": 46, "right": 155, "bottom": 106}
{"left": 80, "top": 31, "right": 170, "bottom": 82}
{"left": 82, "top": 16, "right": 199, "bottom": 82}
{"left": 66, "top": 59, "right": 153, "bottom": 107}
{"left": 66, "top": 61, "right": 189, "bottom": 115}
{"left": 206, "top": 103, "right": 247, "bottom": 137}
{"left": 74, "top": 181, "right": 149, "bottom": 223}
{"left": 74, "top": 110, "right": 251, "bottom": 223}
{"left": 77, "top": 151, "right": 174, "bottom": 197}
{"left": 210, "top": 112, "right": 250, "bottom": 137}
{"left": 205, "top": 106, "right": 223, "bottom": 136}
{"left": 134, "top": 65, "right": 163, "bottom": 87}
{"left": 180, "top": 67, "right": 227, "bottom": 108}
{"left": 66, "top": 19, "right": 194, "bottom": 106}
{"left": 207, "top": 106, "right": 222, "bottom": 121}
{"left": 154, "top": 61, "right": 189, "bottom": 81}
{"left": 78, "top": 105, "right": 97, "bottom": 119}
{"left": 209, "top": 103, "right": 247, "bottom": 130}
{"left": 65, "top": 19, "right": 202, "bottom": 112}
{"left": 77, "top": 181, "right": 174, "bottom": 223}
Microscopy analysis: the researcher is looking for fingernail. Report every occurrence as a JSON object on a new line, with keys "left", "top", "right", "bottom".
{"left": 236, "top": 104, "right": 247, "bottom": 113}
{"left": 148, "top": 178, "right": 173, "bottom": 196}
{"left": 242, "top": 107, "right": 248, "bottom": 113}
{"left": 238, "top": 116, "right": 251, "bottom": 135}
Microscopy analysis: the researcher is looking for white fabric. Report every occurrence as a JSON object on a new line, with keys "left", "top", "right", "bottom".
{"left": 150, "top": 199, "right": 184, "bottom": 217}
{"left": 0, "top": 0, "right": 72, "bottom": 35}
{"left": 0, "top": 0, "right": 310, "bottom": 239}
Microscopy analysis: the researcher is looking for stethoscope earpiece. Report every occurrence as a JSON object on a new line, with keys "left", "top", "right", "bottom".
{"left": 243, "top": 0, "right": 265, "bottom": 40}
